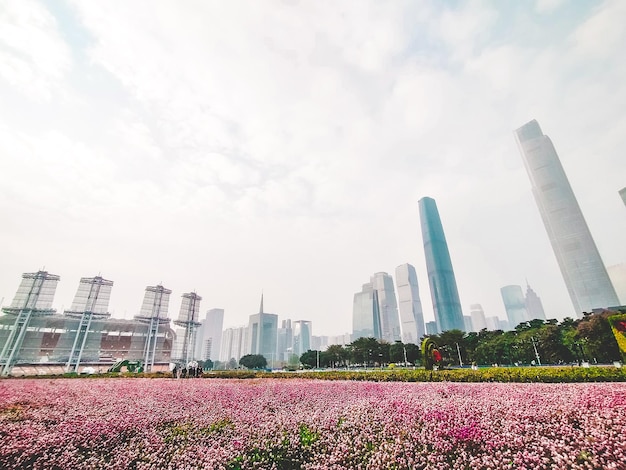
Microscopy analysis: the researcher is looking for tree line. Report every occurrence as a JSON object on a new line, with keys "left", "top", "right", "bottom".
{"left": 300, "top": 310, "right": 624, "bottom": 368}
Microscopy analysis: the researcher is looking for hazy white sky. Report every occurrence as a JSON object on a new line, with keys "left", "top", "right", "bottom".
{"left": 1, "top": 0, "right": 625, "bottom": 336}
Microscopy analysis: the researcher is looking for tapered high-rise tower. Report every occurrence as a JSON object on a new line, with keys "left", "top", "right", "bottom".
{"left": 395, "top": 263, "right": 425, "bottom": 343}
{"left": 514, "top": 120, "right": 618, "bottom": 315}
{"left": 418, "top": 197, "right": 464, "bottom": 332}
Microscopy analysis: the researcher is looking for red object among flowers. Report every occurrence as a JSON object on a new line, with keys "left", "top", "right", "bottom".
{"left": 433, "top": 349, "right": 442, "bottom": 363}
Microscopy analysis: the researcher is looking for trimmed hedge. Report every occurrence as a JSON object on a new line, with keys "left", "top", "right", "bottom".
{"left": 4, "top": 366, "right": 625, "bottom": 382}
{"left": 200, "top": 366, "right": 626, "bottom": 383}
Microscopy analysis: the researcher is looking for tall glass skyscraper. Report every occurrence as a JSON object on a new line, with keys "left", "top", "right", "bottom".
{"left": 469, "top": 304, "right": 487, "bottom": 332}
{"left": 395, "top": 263, "right": 425, "bottom": 343}
{"left": 292, "top": 320, "right": 312, "bottom": 356}
{"left": 370, "top": 272, "right": 401, "bottom": 342}
{"left": 501, "top": 285, "right": 529, "bottom": 329}
{"left": 418, "top": 197, "right": 465, "bottom": 332}
{"left": 352, "top": 282, "right": 382, "bottom": 341}
{"left": 247, "top": 296, "right": 278, "bottom": 365}
{"left": 524, "top": 284, "right": 546, "bottom": 321}
{"left": 514, "top": 120, "right": 619, "bottom": 315}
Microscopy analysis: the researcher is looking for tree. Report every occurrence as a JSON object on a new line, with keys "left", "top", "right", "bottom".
{"left": 389, "top": 341, "right": 406, "bottom": 363}
{"left": 226, "top": 358, "right": 238, "bottom": 370}
{"left": 325, "top": 345, "right": 348, "bottom": 367}
{"left": 300, "top": 350, "right": 320, "bottom": 369}
{"left": 576, "top": 311, "right": 622, "bottom": 363}
{"left": 404, "top": 343, "right": 420, "bottom": 365}
{"left": 348, "top": 337, "right": 381, "bottom": 366}
{"left": 239, "top": 354, "right": 267, "bottom": 369}
{"left": 430, "top": 329, "right": 465, "bottom": 366}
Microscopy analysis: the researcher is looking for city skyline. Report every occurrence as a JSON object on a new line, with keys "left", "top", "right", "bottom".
{"left": 1, "top": 2, "right": 626, "bottom": 336}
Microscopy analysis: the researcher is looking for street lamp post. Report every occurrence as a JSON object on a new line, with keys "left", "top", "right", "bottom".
{"left": 530, "top": 336, "right": 541, "bottom": 366}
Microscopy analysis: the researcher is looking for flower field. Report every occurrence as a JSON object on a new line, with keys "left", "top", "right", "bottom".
{"left": 1, "top": 379, "right": 625, "bottom": 469}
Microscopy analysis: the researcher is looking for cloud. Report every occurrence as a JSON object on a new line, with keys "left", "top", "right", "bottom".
{"left": 1, "top": 1, "right": 625, "bottom": 335}
{"left": 0, "top": 0, "right": 71, "bottom": 99}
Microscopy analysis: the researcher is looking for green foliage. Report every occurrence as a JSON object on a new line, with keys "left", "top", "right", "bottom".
{"left": 298, "top": 423, "right": 319, "bottom": 447}
{"left": 608, "top": 314, "right": 626, "bottom": 361}
{"left": 239, "top": 354, "right": 268, "bottom": 370}
{"left": 199, "top": 366, "right": 626, "bottom": 383}
{"left": 421, "top": 337, "right": 438, "bottom": 370}
{"left": 299, "top": 350, "right": 319, "bottom": 369}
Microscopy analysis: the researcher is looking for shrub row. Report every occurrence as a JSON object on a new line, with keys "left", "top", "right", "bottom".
{"left": 201, "top": 366, "right": 626, "bottom": 383}
{"left": 5, "top": 366, "right": 625, "bottom": 382}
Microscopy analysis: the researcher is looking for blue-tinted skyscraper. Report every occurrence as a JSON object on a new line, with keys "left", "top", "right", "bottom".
{"left": 500, "top": 285, "right": 529, "bottom": 329}
{"left": 419, "top": 197, "right": 465, "bottom": 332}
{"left": 352, "top": 282, "right": 382, "bottom": 341}
{"left": 515, "top": 120, "right": 618, "bottom": 315}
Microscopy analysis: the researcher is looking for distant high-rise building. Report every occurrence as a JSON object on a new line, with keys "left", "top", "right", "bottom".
{"left": 328, "top": 333, "right": 352, "bottom": 347}
{"left": 419, "top": 197, "right": 464, "bottom": 332}
{"left": 395, "top": 263, "right": 426, "bottom": 344}
{"left": 277, "top": 319, "right": 293, "bottom": 362}
{"left": 620, "top": 187, "right": 626, "bottom": 207}
{"left": 501, "top": 285, "right": 529, "bottom": 329}
{"left": 514, "top": 120, "right": 619, "bottom": 315}
{"left": 485, "top": 316, "right": 501, "bottom": 331}
{"left": 293, "top": 320, "right": 312, "bottom": 356}
{"left": 311, "top": 335, "right": 328, "bottom": 351}
{"left": 352, "top": 283, "right": 382, "bottom": 341}
{"left": 220, "top": 326, "right": 248, "bottom": 363}
{"left": 370, "top": 272, "right": 401, "bottom": 342}
{"left": 524, "top": 285, "right": 546, "bottom": 321}
{"left": 463, "top": 316, "right": 473, "bottom": 333}
{"left": 195, "top": 308, "right": 224, "bottom": 362}
{"left": 247, "top": 294, "right": 278, "bottom": 366}
{"left": 607, "top": 264, "right": 626, "bottom": 305}
{"left": 469, "top": 304, "right": 487, "bottom": 332}
{"left": 425, "top": 321, "right": 438, "bottom": 335}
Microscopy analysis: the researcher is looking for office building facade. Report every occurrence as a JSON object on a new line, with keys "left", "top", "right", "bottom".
{"left": 514, "top": 120, "right": 619, "bottom": 315}
{"left": 425, "top": 321, "right": 438, "bottom": 335}
{"left": 419, "top": 197, "right": 465, "bottom": 332}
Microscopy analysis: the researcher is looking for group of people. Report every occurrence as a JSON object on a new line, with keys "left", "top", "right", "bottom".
{"left": 171, "top": 361, "right": 203, "bottom": 378}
